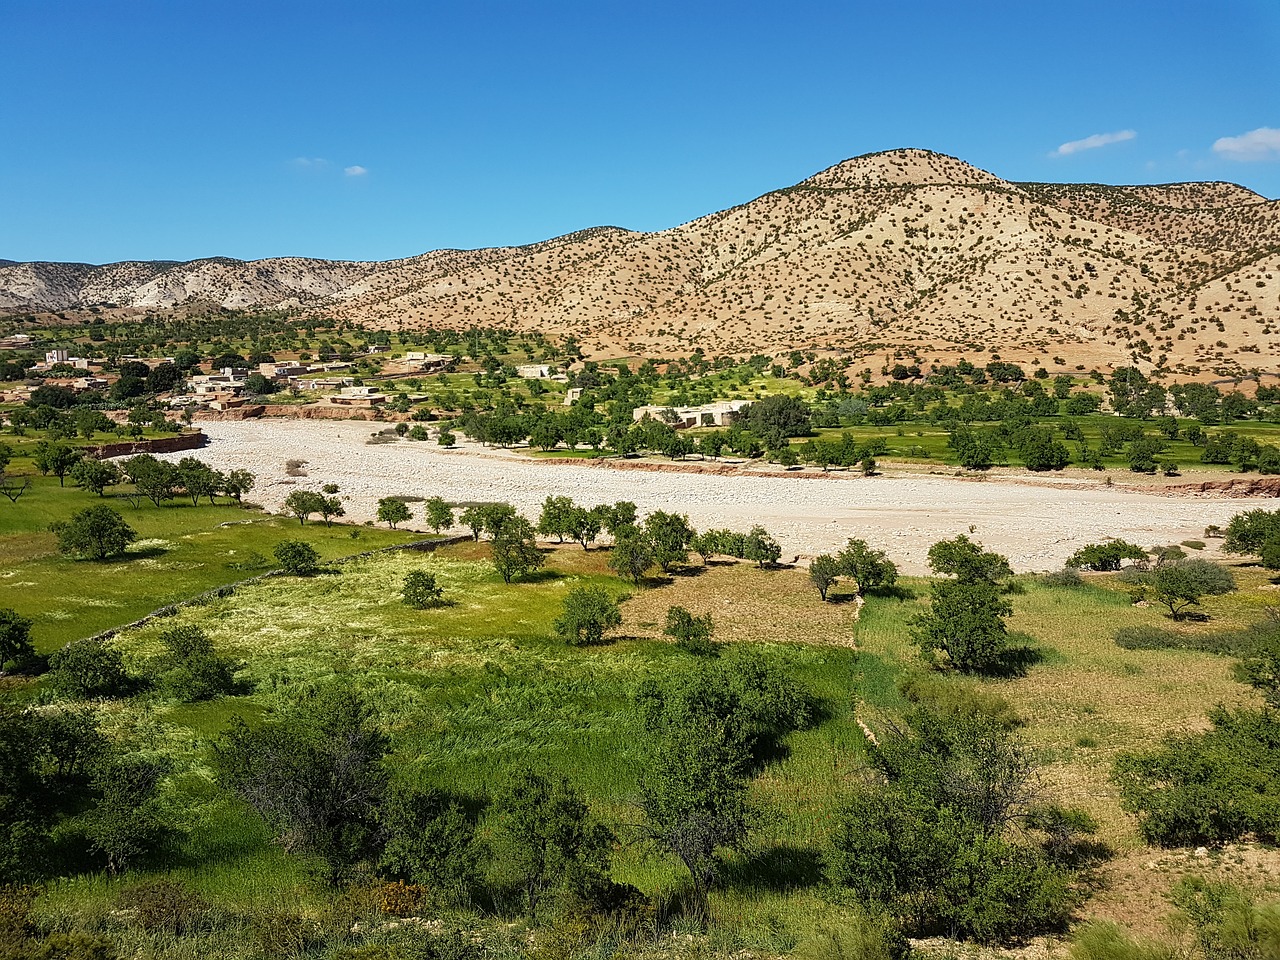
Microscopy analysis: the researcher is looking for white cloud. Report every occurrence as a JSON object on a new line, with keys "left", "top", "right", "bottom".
{"left": 344, "top": 165, "right": 368, "bottom": 177}
{"left": 292, "top": 157, "right": 329, "bottom": 169}
{"left": 1052, "top": 130, "right": 1137, "bottom": 157}
{"left": 1212, "top": 127, "right": 1280, "bottom": 162}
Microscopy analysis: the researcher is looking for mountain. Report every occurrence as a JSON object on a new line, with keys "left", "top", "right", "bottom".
{"left": 3, "top": 148, "right": 1278, "bottom": 376}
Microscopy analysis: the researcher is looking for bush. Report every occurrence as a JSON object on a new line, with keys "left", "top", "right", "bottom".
{"left": 274, "top": 539, "right": 320, "bottom": 576}
{"left": 401, "top": 571, "right": 444, "bottom": 609}
{"left": 155, "top": 626, "right": 237, "bottom": 701}
{"left": 553, "top": 586, "right": 621, "bottom": 645}
{"left": 795, "top": 913, "right": 910, "bottom": 960}
{"left": 1041, "top": 567, "right": 1084, "bottom": 588}
{"left": 664, "top": 605, "right": 715, "bottom": 656}
{"left": 50, "top": 505, "right": 136, "bottom": 561}
{"left": 1066, "top": 540, "right": 1147, "bottom": 571}
{"left": 48, "top": 638, "right": 130, "bottom": 698}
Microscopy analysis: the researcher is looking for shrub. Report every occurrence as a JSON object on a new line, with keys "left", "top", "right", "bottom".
{"left": 50, "top": 505, "right": 136, "bottom": 561}
{"left": 155, "top": 626, "right": 237, "bottom": 701}
{"left": 663, "top": 605, "right": 715, "bottom": 656}
{"left": 401, "top": 571, "right": 444, "bottom": 609}
{"left": 1066, "top": 540, "right": 1147, "bottom": 571}
{"left": 48, "top": 638, "right": 130, "bottom": 698}
{"left": 553, "top": 586, "right": 621, "bottom": 646}
{"left": 1041, "top": 567, "right": 1084, "bottom": 588}
{"left": 274, "top": 540, "right": 320, "bottom": 576}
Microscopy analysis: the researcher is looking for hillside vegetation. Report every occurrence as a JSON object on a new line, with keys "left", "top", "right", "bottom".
{"left": 3, "top": 149, "right": 1278, "bottom": 376}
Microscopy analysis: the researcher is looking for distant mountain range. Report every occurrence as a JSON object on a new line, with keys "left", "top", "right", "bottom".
{"left": 3, "top": 149, "right": 1277, "bottom": 376}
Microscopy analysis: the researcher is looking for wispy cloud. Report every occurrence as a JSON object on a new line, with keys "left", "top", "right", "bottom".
{"left": 1052, "top": 130, "right": 1136, "bottom": 157}
{"left": 344, "top": 165, "right": 368, "bottom": 177}
{"left": 292, "top": 157, "right": 329, "bottom": 169}
{"left": 1212, "top": 127, "right": 1280, "bottom": 162}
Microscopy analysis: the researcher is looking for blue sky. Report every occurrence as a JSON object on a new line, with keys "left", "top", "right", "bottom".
{"left": 2, "top": 0, "right": 1277, "bottom": 264}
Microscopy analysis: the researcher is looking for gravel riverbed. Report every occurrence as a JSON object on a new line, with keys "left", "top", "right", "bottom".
{"left": 165, "top": 419, "right": 1280, "bottom": 574}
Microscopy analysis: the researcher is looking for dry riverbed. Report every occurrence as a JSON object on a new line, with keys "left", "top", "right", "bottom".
{"left": 169, "top": 419, "right": 1280, "bottom": 574}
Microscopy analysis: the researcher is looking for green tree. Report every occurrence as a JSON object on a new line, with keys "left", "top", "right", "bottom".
{"left": 554, "top": 585, "right": 621, "bottom": 645}
{"left": 664, "top": 605, "right": 715, "bottom": 656}
{"left": 743, "top": 525, "right": 782, "bottom": 569}
{"left": 376, "top": 497, "right": 412, "bottom": 529}
{"left": 123, "top": 454, "right": 178, "bottom": 506}
{"left": 176, "top": 456, "right": 220, "bottom": 505}
{"left": 48, "top": 637, "right": 130, "bottom": 698}
{"left": 644, "top": 510, "right": 695, "bottom": 573}
{"left": 638, "top": 676, "right": 752, "bottom": 917}
{"left": 377, "top": 783, "right": 478, "bottom": 903}
{"left": 216, "top": 686, "right": 388, "bottom": 880}
{"left": 33, "top": 440, "right": 82, "bottom": 487}
{"left": 284, "top": 489, "right": 326, "bottom": 525}
{"left": 402, "top": 570, "right": 444, "bottom": 609}
{"left": 154, "top": 625, "right": 237, "bottom": 702}
{"left": 608, "top": 527, "right": 653, "bottom": 583}
{"left": 82, "top": 754, "right": 172, "bottom": 875}
{"left": 1066, "top": 540, "right": 1148, "bottom": 571}
{"left": 566, "top": 506, "right": 603, "bottom": 550}
{"left": 0, "top": 608, "right": 35, "bottom": 675}
{"left": 50, "top": 505, "right": 137, "bottom": 560}
{"left": 68, "top": 458, "right": 121, "bottom": 497}
{"left": 837, "top": 538, "right": 899, "bottom": 596}
{"left": 809, "top": 554, "right": 840, "bottom": 601}
{"left": 317, "top": 495, "right": 345, "bottom": 527}
{"left": 221, "top": 468, "right": 255, "bottom": 502}
{"left": 489, "top": 768, "right": 614, "bottom": 920}
{"left": 1147, "top": 559, "right": 1234, "bottom": 619}
{"left": 274, "top": 539, "right": 320, "bottom": 576}
{"left": 927, "top": 535, "right": 1013, "bottom": 584}
{"left": 491, "top": 516, "right": 543, "bottom": 583}
{"left": 423, "top": 496, "right": 454, "bottom": 533}
{"left": 536, "top": 495, "right": 576, "bottom": 543}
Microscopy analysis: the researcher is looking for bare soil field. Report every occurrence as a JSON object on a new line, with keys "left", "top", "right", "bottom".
{"left": 169, "top": 419, "right": 1280, "bottom": 574}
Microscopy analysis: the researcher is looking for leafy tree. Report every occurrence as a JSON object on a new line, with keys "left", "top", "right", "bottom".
{"left": 1115, "top": 706, "right": 1280, "bottom": 846}
{"left": 176, "top": 457, "right": 220, "bottom": 505}
{"left": 221, "top": 468, "right": 255, "bottom": 502}
{"left": 459, "top": 505, "right": 485, "bottom": 541}
{"left": 154, "top": 625, "right": 237, "bottom": 701}
{"left": 48, "top": 637, "right": 130, "bottom": 698}
{"left": 123, "top": 454, "right": 178, "bottom": 507}
{"left": 643, "top": 510, "right": 695, "bottom": 573}
{"left": 376, "top": 497, "right": 412, "bottom": 529}
{"left": 536, "top": 495, "right": 576, "bottom": 543}
{"left": 743, "top": 525, "right": 782, "bottom": 569}
{"left": 491, "top": 515, "right": 543, "bottom": 583}
{"left": 664, "top": 605, "right": 715, "bottom": 656}
{"left": 1147, "top": 558, "right": 1234, "bottom": 619}
{"left": 608, "top": 527, "right": 653, "bottom": 583}
{"left": 274, "top": 539, "right": 320, "bottom": 576}
{"left": 377, "top": 783, "right": 478, "bottom": 903}
{"left": 423, "top": 496, "right": 454, "bottom": 533}
{"left": 809, "top": 554, "right": 840, "bottom": 601}
{"left": 402, "top": 570, "right": 444, "bottom": 609}
{"left": 68, "top": 458, "right": 121, "bottom": 497}
{"left": 927, "top": 535, "right": 1013, "bottom": 585}
{"left": 1223, "top": 509, "right": 1280, "bottom": 565}
{"left": 317, "top": 495, "right": 345, "bottom": 527}
{"left": 1066, "top": 540, "right": 1148, "bottom": 571}
{"left": 837, "top": 539, "right": 899, "bottom": 596}
{"left": 489, "top": 768, "right": 614, "bottom": 920}
{"left": 82, "top": 754, "right": 173, "bottom": 875}
{"left": 284, "top": 489, "right": 325, "bottom": 525}
{"left": 637, "top": 670, "right": 753, "bottom": 917}
{"left": 51, "top": 505, "right": 137, "bottom": 560}
{"left": 217, "top": 686, "right": 388, "bottom": 880}
{"left": 566, "top": 506, "right": 603, "bottom": 549}
{"left": 33, "top": 440, "right": 82, "bottom": 487}
{"left": 0, "top": 608, "right": 35, "bottom": 675}
{"left": 597, "top": 501, "right": 637, "bottom": 535}
{"left": 828, "top": 706, "right": 1078, "bottom": 944}
{"left": 554, "top": 585, "right": 621, "bottom": 645}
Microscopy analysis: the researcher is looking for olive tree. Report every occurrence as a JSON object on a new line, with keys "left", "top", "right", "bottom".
{"left": 553, "top": 585, "right": 621, "bottom": 645}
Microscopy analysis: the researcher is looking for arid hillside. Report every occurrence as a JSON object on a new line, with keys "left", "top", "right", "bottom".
{"left": 4, "top": 148, "right": 1278, "bottom": 376}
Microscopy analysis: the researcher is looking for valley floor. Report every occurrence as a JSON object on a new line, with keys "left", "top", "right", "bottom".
{"left": 173, "top": 418, "right": 1280, "bottom": 573}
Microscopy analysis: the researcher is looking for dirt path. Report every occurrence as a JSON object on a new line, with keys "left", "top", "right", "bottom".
{"left": 168, "top": 419, "right": 1280, "bottom": 574}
